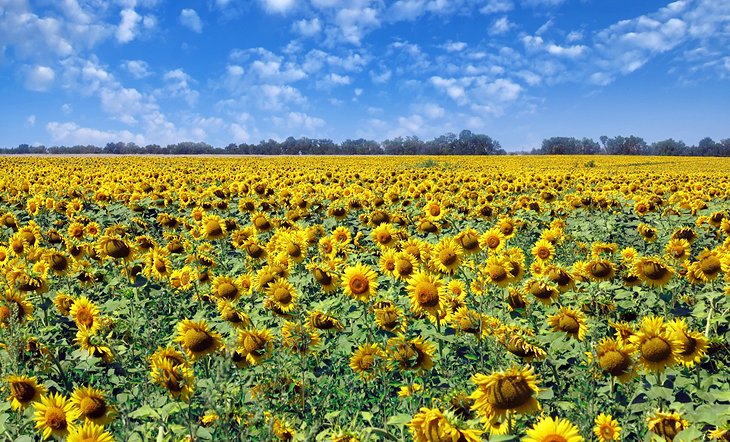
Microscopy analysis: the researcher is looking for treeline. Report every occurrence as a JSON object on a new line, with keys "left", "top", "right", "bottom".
{"left": 532, "top": 135, "right": 730, "bottom": 156}
{"left": 1, "top": 130, "right": 505, "bottom": 156}
{"left": 6, "top": 132, "right": 730, "bottom": 156}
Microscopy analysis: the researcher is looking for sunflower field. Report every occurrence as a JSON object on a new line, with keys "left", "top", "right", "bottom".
{"left": 0, "top": 155, "right": 729, "bottom": 442}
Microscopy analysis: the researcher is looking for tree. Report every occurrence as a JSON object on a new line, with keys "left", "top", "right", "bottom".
{"left": 651, "top": 139, "right": 687, "bottom": 156}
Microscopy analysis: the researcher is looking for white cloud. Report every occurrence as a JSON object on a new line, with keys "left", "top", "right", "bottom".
{"left": 490, "top": 16, "right": 513, "bottom": 35}
{"left": 430, "top": 76, "right": 468, "bottom": 105}
{"left": 370, "top": 69, "right": 392, "bottom": 83}
{"left": 388, "top": 0, "right": 428, "bottom": 21}
{"left": 258, "top": 84, "right": 306, "bottom": 110}
{"left": 522, "top": 0, "right": 566, "bottom": 7}
{"left": 116, "top": 8, "right": 141, "bottom": 43}
{"left": 546, "top": 43, "right": 587, "bottom": 57}
{"left": 122, "top": 60, "right": 151, "bottom": 78}
{"left": 61, "top": 104, "right": 73, "bottom": 114}
{"left": 180, "top": 9, "right": 203, "bottom": 33}
{"left": 272, "top": 111, "right": 326, "bottom": 132}
{"left": 26, "top": 115, "right": 36, "bottom": 127}
{"left": 422, "top": 103, "right": 445, "bottom": 119}
{"left": 261, "top": 0, "right": 297, "bottom": 14}
{"left": 293, "top": 18, "right": 322, "bottom": 36}
{"left": 442, "top": 41, "right": 467, "bottom": 52}
{"left": 332, "top": 6, "right": 380, "bottom": 45}
{"left": 161, "top": 69, "right": 199, "bottom": 106}
{"left": 23, "top": 65, "right": 55, "bottom": 91}
{"left": 566, "top": 30, "right": 583, "bottom": 42}
{"left": 46, "top": 121, "right": 145, "bottom": 145}
{"left": 480, "top": 0, "right": 513, "bottom": 14}
{"left": 317, "top": 72, "right": 351, "bottom": 88}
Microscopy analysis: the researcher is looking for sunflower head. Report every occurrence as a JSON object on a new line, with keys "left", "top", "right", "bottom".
{"left": 6, "top": 375, "right": 46, "bottom": 411}
{"left": 469, "top": 365, "right": 540, "bottom": 419}
{"left": 342, "top": 264, "right": 379, "bottom": 302}
{"left": 175, "top": 319, "right": 223, "bottom": 361}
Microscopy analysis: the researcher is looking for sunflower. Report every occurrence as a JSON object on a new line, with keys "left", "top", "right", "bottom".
{"left": 393, "top": 252, "right": 419, "bottom": 281}
{"left": 629, "top": 316, "right": 680, "bottom": 373}
{"left": 386, "top": 336, "right": 436, "bottom": 372}
{"left": 482, "top": 255, "right": 514, "bottom": 288}
{"left": 688, "top": 249, "right": 723, "bottom": 282}
{"left": 608, "top": 320, "right": 635, "bottom": 345}
{"left": 373, "top": 302, "right": 407, "bottom": 333}
{"left": 251, "top": 212, "right": 271, "bottom": 231}
{"left": 349, "top": 343, "right": 385, "bottom": 380}
{"left": 548, "top": 307, "right": 588, "bottom": 340}
{"left": 594, "top": 413, "right": 621, "bottom": 442}
{"left": 497, "top": 217, "right": 518, "bottom": 238}
{"left": 265, "top": 278, "right": 298, "bottom": 313}
{"left": 69, "top": 297, "right": 101, "bottom": 333}
{"left": 175, "top": 319, "right": 223, "bottom": 362}
{"left": 45, "top": 250, "right": 71, "bottom": 275}
{"left": 308, "top": 264, "right": 340, "bottom": 292}
{"left": 524, "top": 278, "right": 559, "bottom": 305}
{"left": 211, "top": 275, "right": 242, "bottom": 302}
{"left": 708, "top": 427, "right": 730, "bottom": 441}
{"left": 666, "top": 318, "right": 708, "bottom": 367}
{"left": 0, "top": 292, "right": 34, "bottom": 327}
{"left": 66, "top": 421, "right": 114, "bottom": 442}
{"left": 200, "top": 214, "right": 227, "bottom": 240}
{"left": 431, "top": 238, "right": 463, "bottom": 275}
{"left": 70, "top": 386, "right": 115, "bottom": 425}
{"left": 217, "top": 301, "right": 251, "bottom": 328}
{"left": 671, "top": 226, "right": 698, "bottom": 243}
{"left": 75, "top": 329, "right": 114, "bottom": 363}
{"left": 32, "top": 392, "right": 80, "bottom": 440}
{"left": 665, "top": 238, "right": 691, "bottom": 261}
{"left": 96, "top": 234, "right": 132, "bottom": 260}
{"left": 637, "top": 223, "right": 657, "bottom": 242}
{"left": 423, "top": 200, "right": 446, "bottom": 221}
{"left": 342, "top": 264, "right": 379, "bottom": 302}
{"left": 594, "top": 337, "right": 636, "bottom": 383}
{"left": 647, "top": 410, "right": 688, "bottom": 442}
{"left": 523, "top": 416, "right": 584, "bottom": 442}
{"left": 480, "top": 227, "right": 506, "bottom": 254}
{"left": 371, "top": 223, "right": 400, "bottom": 249}
{"left": 169, "top": 266, "right": 198, "bottom": 292}
{"left": 6, "top": 375, "right": 46, "bottom": 411}
{"left": 584, "top": 259, "right": 616, "bottom": 281}
{"left": 408, "top": 272, "right": 447, "bottom": 319}
{"left": 281, "top": 321, "right": 320, "bottom": 354}
{"left": 531, "top": 239, "right": 555, "bottom": 263}
{"left": 331, "top": 226, "right": 352, "bottom": 245}
{"left": 401, "top": 239, "right": 425, "bottom": 263}
{"left": 408, "top": 407, "right": 483, "bottom": 442}
{"left": 450, "top": 307, "right": 483, "bottom": 336}
{"left": 142, "top": 248, "right": 172, "bottom": 281}
{"left": 379, "top": 248, "right": 398, "bottom": 277}
{"left": 502, "top": 333, "right": 548, "bottom": 361}
{"left": 634, "top": 256, "right": 674, "bottom": 288}
{"left": 237, "top": 328, "right": 274, "bottom": 365}
{"left": 456, "top": 228, "right": 482, "bottom": 255}
{"left": 398, "top": 383, "right": 423, "bottom": 398}
{"left": 149, "top": 347, "right": 186, "bottom": 368}
{"left": 150, "top": 358, "right": 195, "bottom": 401}
{"left": 504, "top": 247, "right": 527, "bottom": 283}
{"left": 308, "top": 311, "right": 344, "bottom": 331}
{"left": 469, "top": 365, "right": 540, "bottom": 419}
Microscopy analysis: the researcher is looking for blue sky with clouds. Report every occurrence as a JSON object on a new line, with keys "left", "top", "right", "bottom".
{"left": 1, "top": 0, "right": 729, "bottom": 151}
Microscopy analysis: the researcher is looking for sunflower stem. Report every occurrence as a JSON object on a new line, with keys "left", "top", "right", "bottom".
{"left": 704, "top": 295, "right": 714, "bottom": 338}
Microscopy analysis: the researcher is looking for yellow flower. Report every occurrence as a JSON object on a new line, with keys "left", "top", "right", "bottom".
{"left": 523, "top": 416, "right": 584, "bottom": 442}
{"left": 594, "top": 413, "right": 621, "bottom": 442}
{"left": 174, "top": 319, "right": 223, "bottom": 362}
{"left": 595, "top": 337, "right": 636, "bottom": 383}
{"left": 407, "top": 271, "right": 446, "bottom": 319}
{"left": 341, "top": 264, "right": 379, "bottom": 302}
{"left": 6, "top": 375, "right": 46, "bottom": 411}
{"left": 647, "top": 410, "right": 688, "bottom": 442}
{"left": 531, "top": 239, "right": 556, "bottom": 263}
{"left": 32, "top": 393, "right": 80, "bottom": 440}
{"left": 469, "top": 365, "right": 540, "bottom": 419}
{"left": 548, "top": 307, "right": 588, "bottom": 340}
{"left": 408, "top": 407, "right": 483, "bottom": 442}
{"left": 70, "top": 386, "right": 115, "bottom": 425}
{"left": 350, "top": 343, "right": 385, "bottom": 380}
{"left": 66, "top": 421, "right": 114, "bottom": 442}
{"left": 629, "top": 316, "right": 681, "bottom": 373}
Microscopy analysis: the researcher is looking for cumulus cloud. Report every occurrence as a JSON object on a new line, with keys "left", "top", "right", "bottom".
{"left": 261, "top": 0, "right": 297, "bottom": 14}
{"left": 161, "top": 69, "right": 199, "bottom": 106}
{"left": 46, "top": 121, "right": 145, "bottom": 145}
{"left": 23, "top": 65, "right": 55, "bottom": 91}
{"left": 122, "top": 60, "right": 151, "bottom": 78}
{"left": 331, "top": 6, "right": 380, "bottom": 45}
{"left": 180, "top": 9, "right": 203, "bottom": 33}
{"left": 546, "top": 43, "right": 587, "bottom": 57}
{"left": 116, "top": 8, "right": 141, "bottom": 43}
{"left": 272, "top": 111, "right": 326, "bottom": 133}
{"left": 480, "top": 0, "right": 513, "bottom": 14}
{"left": 490, "top": 16, "right": 513, "bottom": 35}
{"left": 293, "top": 17, "right": 322, "bottom": 36}
{"left": 442, "top": 41, "right": 467, "bottom": 52}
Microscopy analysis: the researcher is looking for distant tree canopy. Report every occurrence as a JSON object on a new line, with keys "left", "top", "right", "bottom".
{"left": 532, "top": 135, "right": 730, "bottom": 156}
{"left": 4, "top": 132, "right": 730, "bottom": 156}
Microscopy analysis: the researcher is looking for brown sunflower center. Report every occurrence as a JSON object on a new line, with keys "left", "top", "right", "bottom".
{"left": 105, "top": 239, "right": 130, "bottom": 259}
{"left": 428, "top": 205, "right": 441, "bottom": 217}
{"left": 557, "top": 315, "right": 580, "bottom": 334}
{"left": 80, "top": 396, "right": 107, "bottom": 418}
{"left": 460, "top": 234, "right": 479, "bottom": 251}
{"left": 536, "top": 247, "right": 551, "bottom": 260}
{"left": 488, "top": 377, "right": 533, "bottom": 410}
{"left": 396, "top": 259, "right": 414, "bottom": 276}
{"left": 50, "top": 254, "right": 68, "bottom": 271}
{"left": 376, "top": 309, "right": 399, "bottom": 329}
{"left": 205, "top": 220, "right": 223, "bottom": 237}
{"left": 184, "top": 329, "right": 214, "bottom": 353}
{"left": 313, "top": 269, "right": 332, "bottom": 285}
{"left": 439, "top": 249, "right": 457, "bottom": 266}
{"left": 641, "top": 337, "right": 672, "bottom": 362}
{"left": 243, "top": 334, "right": 266, "bottom": 353}
{"left": 384, "top": 259, "right": 396, "bottom": 272}
{"left": 500, "top": 223, "right": 514, "bottom": 236}
{"left": 246, "top": 243, "right": 264, "bottom": 258}
{"left": 273, "top": 287, "right": 292, "bottom": 304}
{"left": 349, "top": 275, "right": 370, "bottom": 295}
{"left": 415, "top": 282, "right": 439, "bottom": 307}
{"left": 599, "top": 350, "right": 631, "bottom": 375}
{"left": 75, "top": 309, "right": 94, "bottom": 328}
{"left": 487, "top": 236, "right": 501, "bottom": 249}
{"left": 590, "top": 262, "right": 612, "bottom": 278}
{"left": 671, "top": 246, "right": 686, "bottom": 259}
{"left": 489, "top": 264, "right": 508, "bottom": 282}
{"left": 677, "top": 333, "right": 697, "bottom": 356}
{"left": 700, "top": 255, "right": 721, "bottom": 276}
{"left": 287, "top": 243, "right": 301, "bottom": 258}
{"left": 217, "top": 282, "right": 238, "bottom": 300}
{"left": 642, "top": 262, "right": 669, "bottom": 280}
{"left": 376, "top": 232, "right": 392, "bottom": 244}
{"left": 45, "top": 407, "right": 68, "bottom": 430}
{"left": 10, "top": 382, "right": 35, "bottom": 402}
{"left": 358, "top": 354, "right": 375, "bottom": 370}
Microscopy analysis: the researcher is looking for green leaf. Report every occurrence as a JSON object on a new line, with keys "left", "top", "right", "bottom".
{"left": 129, "top": 404, "right": 161, "bottom": 420}
{"left": 361, "top": 411, "right": 373, "bottom": 423}
{"left": 386, "top": 413, "right": 412, "bottom": 426}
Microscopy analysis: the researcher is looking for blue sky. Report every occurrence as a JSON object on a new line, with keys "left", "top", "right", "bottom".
{"left": 1, "top": 0, "right": 729, "bottom": 151}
